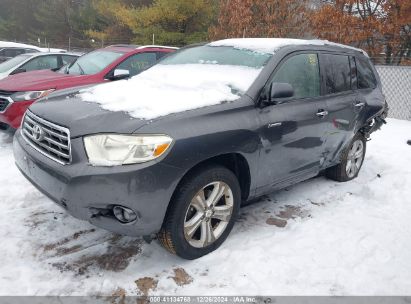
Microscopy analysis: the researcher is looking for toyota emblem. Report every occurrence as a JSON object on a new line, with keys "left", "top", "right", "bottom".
{"left": 32, "top": 124, "right": 45, "bottom": 142}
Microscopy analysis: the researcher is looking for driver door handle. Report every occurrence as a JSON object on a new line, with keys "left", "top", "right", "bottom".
{"left": 354, "top": 102, "right": 365, "bottom": 108}
{"left": 268, "top": 122, "right": 282, "bottom": 128}
{"left": 316, "top": 110, "right": 329, "bottom": 118}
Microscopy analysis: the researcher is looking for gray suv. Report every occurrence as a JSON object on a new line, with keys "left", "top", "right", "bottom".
{"left": 13, "top": 39, "right": 387, "bottom": 259}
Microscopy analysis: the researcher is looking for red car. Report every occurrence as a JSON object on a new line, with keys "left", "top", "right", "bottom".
{"left": 0, "top": 45, "right": 177, "bottom": 129}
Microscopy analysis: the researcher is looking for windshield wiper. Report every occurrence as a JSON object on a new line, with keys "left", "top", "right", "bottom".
{"left": 67, "top": 61, "right": 85, "bottom": 75}
{"left": 76, "top": 62, "right": 85, "bottom": 75}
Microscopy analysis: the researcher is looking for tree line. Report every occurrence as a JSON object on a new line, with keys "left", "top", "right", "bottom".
{"left": 0, "top": 0, "right": 409, "bottom": 64}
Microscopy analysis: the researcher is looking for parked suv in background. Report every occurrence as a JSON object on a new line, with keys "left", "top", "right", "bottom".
{"left": 0, "top": 45, "right": 177, "bottom": 129}
{"left": 13, "top": 39, "right": 387, "bottom": 260}
{"left": 0, "top": 41, "right": 67, "bottom": 63}
{"left": 0, "top": 47, "right": 40, "bottom": 63}
{"left": 0, "top": 52, "right": 79, "bottom": 80}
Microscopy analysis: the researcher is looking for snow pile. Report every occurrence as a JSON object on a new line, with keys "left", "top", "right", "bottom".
{"left": 80, "top": 64, "right": 262, "bottom": 120}
{"left": 1, "top": 119, "right": 411, "bottom": 296}
{"left": 209, "top": 38, "right": 368, "bottom": 56}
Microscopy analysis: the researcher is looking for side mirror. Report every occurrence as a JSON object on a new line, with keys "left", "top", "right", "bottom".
{"left": 269, "top": 82, "right": 294, "bottom": 104}
{"left": 11, "top": 68, "right": 26, "bottom": 75}
{"left": 110, "top": 69, "right": 130, "bottom": 81}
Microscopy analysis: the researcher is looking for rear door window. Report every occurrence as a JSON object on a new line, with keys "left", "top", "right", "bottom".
{"left": 271, "top": 53, "right": 321, "bottom": 99}
{"left": 20, "top": 55, "right": 59, "bottom": 71}
{"left": 356, "top": 57, "right": 377, "bottom": 89}
{"left": 322, "top": 54, "right": 351, "bottom": 94}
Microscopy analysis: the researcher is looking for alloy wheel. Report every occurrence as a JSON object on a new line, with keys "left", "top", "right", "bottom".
{"left": 184, "top": 181, "right": 234, "bottom": 248}
{"left": 346, "top": 139, "right": 364, "bottom": 178}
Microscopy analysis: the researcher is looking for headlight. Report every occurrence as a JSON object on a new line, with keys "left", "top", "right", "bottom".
{"left": 11, "top": 89, "right": 55, "bottom": 101}
{"left": 84, "top": 134, "right": 173, "bottom": 166}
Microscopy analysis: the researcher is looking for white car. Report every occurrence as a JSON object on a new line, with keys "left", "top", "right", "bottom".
{"left": 0, "top": 41, "right": 66, "bottom": 53}
{"left": 0, "top": 41, "right": 67, "bottom": 63}
{"left": 0, "top": 52, "right": 79, "bottom": 80}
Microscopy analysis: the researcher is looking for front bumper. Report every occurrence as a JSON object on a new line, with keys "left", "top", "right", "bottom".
{"left": 13, "top": 131, "right": 184, "bottom": 236}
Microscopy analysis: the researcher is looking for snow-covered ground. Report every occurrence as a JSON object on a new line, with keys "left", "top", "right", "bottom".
{"left": 0, "top": 119, "right": 410, "bottom": 296}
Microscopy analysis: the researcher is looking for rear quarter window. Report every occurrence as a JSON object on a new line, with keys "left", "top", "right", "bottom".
{"left": 356, "top": 57, "right": 377, "bottom": 89}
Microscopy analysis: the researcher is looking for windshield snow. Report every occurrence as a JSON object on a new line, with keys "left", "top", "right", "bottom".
{"left": 80, "top": 45, "right": 270, "bottom": 120}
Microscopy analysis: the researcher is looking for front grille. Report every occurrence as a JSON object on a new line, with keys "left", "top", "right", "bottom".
{"left": 0, "top": 90, "right": 15, "bottom": 96}
{"left": 22, "top": 111, "right": 71, "bottom": 165}
{"left": 0, "top": 97, "right": 9, "bottom": 112}
{"left": 0, "top": 91, "right": 17, "bottom": 112}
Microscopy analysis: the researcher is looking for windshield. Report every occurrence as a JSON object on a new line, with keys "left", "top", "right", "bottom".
{"left": 0, "top": 54, "right": 31, "bottom": 73}
{"left": 160, "top": 45, "right": 272, "bottom": 68}
{"left": 66, "top": 50, "right": 124, "bottom": 75}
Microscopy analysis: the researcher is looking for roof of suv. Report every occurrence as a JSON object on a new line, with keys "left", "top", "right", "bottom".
{"left": 209, "top": 38, "right": 368, "bottom": 57}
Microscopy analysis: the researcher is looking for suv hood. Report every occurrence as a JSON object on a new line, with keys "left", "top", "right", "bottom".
{"left": 28, "top": 64, "right": 263, "bottom": 138}
{"left": 28, "top": 87, "right": 148, "bottom": 138}
{"left": 0, "top": 70, "right": 92, "bottom": 91}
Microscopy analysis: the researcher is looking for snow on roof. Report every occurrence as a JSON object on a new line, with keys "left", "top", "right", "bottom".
{"left": 209, "top": 38, "right": 368, "bottom": 56}
{"left": 80, "top": 64, "right": 262, "bottom": 120}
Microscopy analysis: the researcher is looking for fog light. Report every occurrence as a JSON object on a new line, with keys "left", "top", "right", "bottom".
{"left": 113, "top": 206, "right": 137, "bottom": 223}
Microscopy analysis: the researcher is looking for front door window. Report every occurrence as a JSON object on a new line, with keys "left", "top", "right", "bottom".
{"left": 271, "top": 53, "right": 320, "bottom": 99}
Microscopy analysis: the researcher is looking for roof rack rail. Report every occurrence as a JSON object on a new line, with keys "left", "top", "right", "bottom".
{"left": 107, "top": 44, "right": 141, "bottom": 48}
{"left": 137, "top": 45, "right": 179, "bottom": 50}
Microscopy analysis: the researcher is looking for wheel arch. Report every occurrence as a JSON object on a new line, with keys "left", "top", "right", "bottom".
{"left": 165, "top": 153, "right": 252, "bottom": 218}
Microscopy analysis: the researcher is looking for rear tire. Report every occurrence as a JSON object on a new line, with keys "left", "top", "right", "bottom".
{"left": 326, "top": 133, "right": 366, "bottom": 182}
{"left": 158, "top": 165, "right": 241, "bottom": 260}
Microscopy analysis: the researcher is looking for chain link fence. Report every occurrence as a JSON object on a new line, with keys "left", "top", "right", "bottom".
{"left": 376, "top": 66, "right": 411, "bottom": 121}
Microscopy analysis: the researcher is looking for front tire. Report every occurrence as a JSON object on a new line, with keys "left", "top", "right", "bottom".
{"left": 326, "top": 133, "right": 366, "bottom": 182}
{"left": 158, "top": 165, "right": 241, "bottom": 260}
